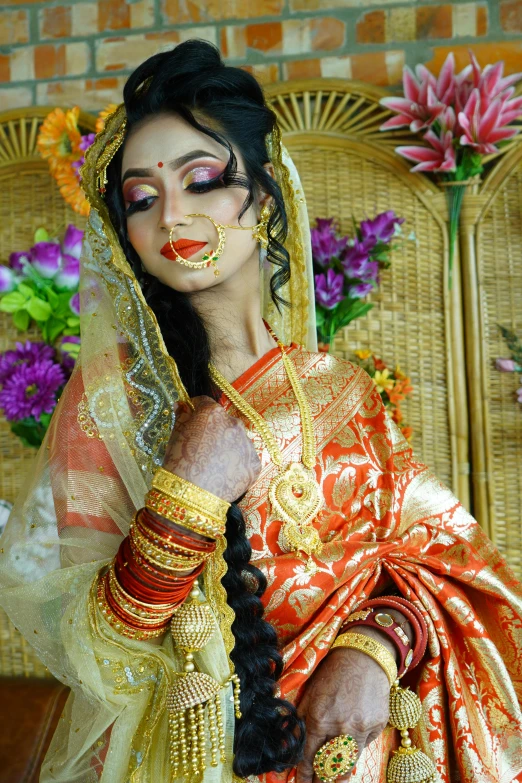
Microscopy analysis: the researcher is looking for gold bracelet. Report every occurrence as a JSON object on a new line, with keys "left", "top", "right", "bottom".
{"left": 145, "top": 489, "right": 226, "bottom": 538}
{"left": 331, "top": 632, "right": 398, "bottom": 686}
{"left": 135, "top": 514, "right": 213, "bottom": 558}
{"left": 108, "top": 566, "right": 176, "bottom": 622}
{"left": 130, "top": 525, "right": 206, "bottom": 572}
{"left": 151, "top": 468, "right": 230, "bottom": 521}
{"left": 96, "top": 574, "right": 168, "bottom": 640}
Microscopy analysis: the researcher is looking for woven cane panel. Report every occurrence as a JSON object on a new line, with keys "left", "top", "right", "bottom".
{"left": 287, "top": 142, "right": 452, "bottom": 488}
{"left": 476, "top": 172, "right": 522, "bottom": 579}
{"left": 0, "top": 165, "right": 87, "bottom": 677}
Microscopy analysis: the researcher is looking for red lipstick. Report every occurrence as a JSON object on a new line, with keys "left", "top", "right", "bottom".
{"left": 161, "top": 238, "right": 207, "bottom": 261}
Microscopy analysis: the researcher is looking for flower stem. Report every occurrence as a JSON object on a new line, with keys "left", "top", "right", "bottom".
{"left": 446, "top": 183, "right": 466, "bottom": 290}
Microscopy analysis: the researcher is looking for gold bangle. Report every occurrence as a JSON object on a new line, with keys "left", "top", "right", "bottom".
{"left": 145, "top": 490, "right": 225, "bottom": 538}
{"left": 96, "top": 574, "right": 168, "bottom": 640}
{"left": 151, "top": 468, "right": 230, "bottom": 521}
{"left": 135, "top": 514, "right": 213, "bottom": 558}
{"left": 331, "top": 632, "right": 398, "bottom": 686}
{"left": 130, "top": 525, "right": 206, "bottom": 572}
{"left": 108, "top": 566, "right": 176, "bottom": 621}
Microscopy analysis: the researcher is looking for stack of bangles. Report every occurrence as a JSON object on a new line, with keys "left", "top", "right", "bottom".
{"left": 95, "top": 469, "right": 230, "bottom": 641}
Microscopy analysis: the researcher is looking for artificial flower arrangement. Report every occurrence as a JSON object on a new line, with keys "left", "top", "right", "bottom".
{"left": 496, "top": 325, "right": 522, "bottom": 405}
{"left": 0, "top": 225, "right": 82, "bottom": 447}
{"left": 37, "top": 103, "right": 116, "bottom": 216}
{"left": 353, "top": 350, "right": 413, "bottom": 440}
{"left": 311, "top": 211, "right": 414, "bottom": 439}
{"left": 380, "top": 52, "right": 522, "bottom": 286}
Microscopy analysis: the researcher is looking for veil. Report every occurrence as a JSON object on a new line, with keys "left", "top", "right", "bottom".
{"left": 0, "top": 103, "right": 316, "bottom": 782}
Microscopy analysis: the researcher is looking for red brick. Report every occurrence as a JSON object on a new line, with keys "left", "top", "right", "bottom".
{"left": 98, "top": 0, "right": 130, "bottom": 31}
{"left": 476, "top": 5, "right": 488, "bottom": 35}
{"left": 356, "top": 11, "right": 385, "bottom": 44}
{"left": 37, "top": 76, "right": 126, "bottom": 110}
{"left": 425, "top": 42, "right": 522, "bottom": 77}
{"left": 35, "top": 44, "right": 66, "bottom": 80}
{"left": 0, "top": 10, "right": 29, "bottom": 46}
{"left": 416, "top": 5, "right": 452, "bottom": 39}
{"left": 241, "top": 63, "right": 279, "bottom": 84}
{"left": 40, "top": 5, "right": 71, "bottom": 39}
{"left": 284, "top": 58, "right": 321, "bottom": 80}
{"left": 221, "top": 26, "right": 247, "bottom": 59}
{"left": 500, "top": 0, "right": 522, "bottom": 32}
{"left": 351, "top": 51, "right": 388, "bottom": 85}
{"left": 246, "top": 22, "right": 282, "bottom": 54}
{"left": 0, "top": 55, "right": 11, "bottom": 84}
{"left": 162, "top": 0, "right": 283, "bottom": 24}
{"left": 311, "top": 17, "right": 344, "bottom": 51}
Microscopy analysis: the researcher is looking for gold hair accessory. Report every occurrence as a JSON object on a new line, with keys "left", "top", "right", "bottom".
{"left": 387, "top": 683, "right": 437, "bottom": 782}
{"left": 210, "top": 326, "right": 324, "bottom": 559}
{"left": 168, "top": 582, "right": 241, "bottom": 776}
{"left": 331, "top": 632, "right": 398, "bottom": 686}
{"left": 151, "top": 469, "right": 229, "bottom": 522}
{"left": 313, "top": 734, "right": 358, "bottom": 782}
{"left": 96, "top": 119, "right": 127, "bottom": 195}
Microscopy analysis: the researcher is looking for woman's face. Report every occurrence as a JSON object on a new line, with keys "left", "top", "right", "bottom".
{"left": 121, "top": 113, "right": 262, "bottom": 293}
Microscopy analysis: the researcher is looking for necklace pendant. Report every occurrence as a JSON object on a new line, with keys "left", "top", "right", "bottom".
{"left": 269, "top": 463, "right": 324, "bottom": 557}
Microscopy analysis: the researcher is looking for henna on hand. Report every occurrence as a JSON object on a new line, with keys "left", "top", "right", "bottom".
{"left": 162, "top": 396, "right": 261, "bottom": 502}
{"left": 296, "top": 646, "right": 390, "bottom": 783}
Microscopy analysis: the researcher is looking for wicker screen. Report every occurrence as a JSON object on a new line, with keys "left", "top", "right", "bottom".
{"left": 467, "top": 149, "right": 522, "bottom": 579}
{"left": 266, "top": 81, "right": 467, "bottom": 499}
{"left": 0, "top": 109, "right": 94, "bottom": 676}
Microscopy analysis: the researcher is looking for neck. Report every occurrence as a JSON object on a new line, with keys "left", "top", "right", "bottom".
{"left": 189, "top": 253, "right": 276, "bottom": 383}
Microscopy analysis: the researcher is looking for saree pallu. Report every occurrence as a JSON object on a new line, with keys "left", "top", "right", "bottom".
{"left": 225, "top": 344, "right": 522, "bottom": 783}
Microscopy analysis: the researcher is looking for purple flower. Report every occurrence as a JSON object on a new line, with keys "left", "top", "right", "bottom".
{"left": 0, "top": 341, "right": 55, "bottom": 385}
{"left": 360, "top": 210, "right": 405, "bottom": 245}
{"left": 341, "top": 240, "right": 377, "bottom": 279}
{"left": 9, "top": 251, "right": 31, "bottom": 275}
{"left": 349, "top": 281, "right": 374, "bottom": 299}
{"left": 61, "top": 225, "right": 84, "bottom": 260}
{"left": 31, "top": 242, "right": 62, "bottom": 279}
{"left": 496, "top": 358, "right": 517, "bottom": 372}
{"left": 55, "top": 254, "right": 80, "bottom": 290}
{"left": 311, "top": 218, "right": 348, "bottom": 267}
{"left": 56, "top": 335, "right": 80, "bottom": 375}
{"left": 517, "top": 386, "right": 522, "bottom": 404}
{"left": 72, "top": 133, "right": 96, "bottom": 180}
{"left": 0, "top": 359, "right": 65, "bottom": 422}
{"left": 0, "top": 266, "right": 17, "bottom": 293}
{"left": 69, "top": 292, "right": 80, "bottom": 316}
{"left": 315, "top": 269, "right": 344, "bottom": 310}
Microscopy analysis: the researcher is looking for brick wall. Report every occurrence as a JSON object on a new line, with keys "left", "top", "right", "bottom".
{"left": 0, "top": 0, "right": 521, "bottom": 112}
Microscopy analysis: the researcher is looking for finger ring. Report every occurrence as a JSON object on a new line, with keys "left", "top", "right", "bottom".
{"left": 313, "top": 734, "right": 359, "bottom": 782}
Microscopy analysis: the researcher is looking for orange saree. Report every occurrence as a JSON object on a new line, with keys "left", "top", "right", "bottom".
{"left": 222, "top": 343, "right": 522, "bottom": 783}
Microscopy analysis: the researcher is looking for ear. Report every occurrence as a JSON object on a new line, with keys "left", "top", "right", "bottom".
{"left": 257, "top": 162, "right": 276, "bottom": 216}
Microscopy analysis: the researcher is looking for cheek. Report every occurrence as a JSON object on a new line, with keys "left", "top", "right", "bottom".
{"left": 127, "top": 217, "right": 153, "bottom": 258}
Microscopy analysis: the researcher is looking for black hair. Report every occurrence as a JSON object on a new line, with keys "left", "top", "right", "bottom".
{"left": 104, "top": 40, "right": 304, "bottom": 776}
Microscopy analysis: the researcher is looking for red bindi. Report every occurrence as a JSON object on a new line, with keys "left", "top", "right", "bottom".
{"left": 157, "top": 161, "right": 163, "bottom": 168}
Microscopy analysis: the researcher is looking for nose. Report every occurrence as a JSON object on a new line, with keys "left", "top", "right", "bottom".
{"left": 158, "top": 187, "right": 191, "bottom": 232}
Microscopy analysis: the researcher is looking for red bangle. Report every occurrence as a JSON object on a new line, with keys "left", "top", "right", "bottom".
{"left": 139, "top": 508, "right": 216, "bottom": 552}
{"left": 342, "top": 608, "right": 413, "bottom": 677}
{"left": 357, "top": 597, "right": 428, "bottom": 669}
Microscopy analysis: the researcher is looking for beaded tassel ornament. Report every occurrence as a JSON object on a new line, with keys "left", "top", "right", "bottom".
{"left": 168, "top": 582, "right": 241, "bottom": 778}
{"left": 387, "top": 682, "right": 437, "bottom": 783}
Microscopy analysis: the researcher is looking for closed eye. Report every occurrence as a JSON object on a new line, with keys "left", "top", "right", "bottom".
{"left": 125, "top": 195, "right": 157, "bottom": 216}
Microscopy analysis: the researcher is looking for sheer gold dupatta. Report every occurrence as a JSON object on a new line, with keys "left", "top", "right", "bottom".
{"left": 0, "top": 103, "right": 315, "bottom": 783}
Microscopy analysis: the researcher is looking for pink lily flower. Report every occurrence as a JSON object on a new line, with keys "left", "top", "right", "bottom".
{"left": 469, "top": 51, "right": 522, "bottom": 101}
{"left": 396, "top": 130, "right": 457, "bottom": 173}
{"left": 380, "top": 67, "right": 444, "bottom": 132}
{"left": 416, "top": 53, "right": 458, "bottom": 106}
{"left": 459, "top": 89, "right": 520, "bottom": 154}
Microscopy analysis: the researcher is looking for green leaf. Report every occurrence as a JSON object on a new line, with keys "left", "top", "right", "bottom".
{"left": 45, "top": 288, "right": 59, "bottom": 308}
{"left": 12, "top": 309, "right": 30, "bottom": 331}
{"left": 63, "top": 325, "right": 81, "bottom": 336}
{"left": 0, "top": 291, "right": 29, "bottom": 312}
{"left": 10, "top": 419, "right": 46, "bottom": 448}
{"left": 47, "top": 317, "right": 67, "bottom": 343}
{"left": 17, "top": 282, "right": 35, "bottom": 297}
{"left": 66, "top": 315, "right": 80, "bottom": 328}
{"left": 34, "top": 227, "right": 49, "bottom": 244}
{"left": 26, "top": 296, "right": 52, "bottom": 321}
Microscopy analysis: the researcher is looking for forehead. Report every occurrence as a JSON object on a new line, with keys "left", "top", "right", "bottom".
{"left": 121, "top": 113, "right": 229, "bottom": 168}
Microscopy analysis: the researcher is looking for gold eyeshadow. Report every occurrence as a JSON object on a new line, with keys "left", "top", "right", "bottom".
{"left": 125, "top": 183, "right": 159, "bottom": 202}
{"left": 182, "top": 166, "right": 224, "bottom": 189}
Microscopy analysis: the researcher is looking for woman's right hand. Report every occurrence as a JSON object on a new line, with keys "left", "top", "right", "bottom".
{"left": 162, "top": 396, "right": 261, "bottom": 502}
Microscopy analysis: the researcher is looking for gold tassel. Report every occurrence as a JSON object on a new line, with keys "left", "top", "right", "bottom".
{"left": 167, "top": 583, "right": 242, "bottom": 778}
{"left": 387, "top": 682, "right": 437, "bottom": 783}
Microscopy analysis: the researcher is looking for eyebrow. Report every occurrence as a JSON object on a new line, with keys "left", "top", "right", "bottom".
{"left": 122, "top": 149, "right": 222, "bottom": 183}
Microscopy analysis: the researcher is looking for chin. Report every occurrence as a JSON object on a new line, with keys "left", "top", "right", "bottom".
{"left": 155, "top": 268, "right": 223, "bottom": 293}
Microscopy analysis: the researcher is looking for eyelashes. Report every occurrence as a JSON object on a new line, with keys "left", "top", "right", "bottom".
{"left": 124, "top": 166, "right": 226, "bottom": 216}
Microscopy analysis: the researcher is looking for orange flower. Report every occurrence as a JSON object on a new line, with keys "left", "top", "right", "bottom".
{"left": 53, "top": 164, "right": 90, "bottom": 216}
{"left": 401, "top": 426, "right": 413, "bottom": 441}
{"left": 373, "top": 356, "right": 386, "bottom": 371}
{"left": 392, "top": 406, "right": 404, "bottom": 424}
{"left": 37, "top": 107, "right": 82, "bottom": 170}
{"left": 96, "top": 103, "right": 119, "bottom": 134}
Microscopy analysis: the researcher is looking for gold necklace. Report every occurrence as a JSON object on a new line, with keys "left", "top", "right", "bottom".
{"left": 209, "top": 330, "right": 324, "bottom": 558}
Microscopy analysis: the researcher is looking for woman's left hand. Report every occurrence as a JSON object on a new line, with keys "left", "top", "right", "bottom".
{"left": 296, "top": 644, "right": 390, "bottom": 782}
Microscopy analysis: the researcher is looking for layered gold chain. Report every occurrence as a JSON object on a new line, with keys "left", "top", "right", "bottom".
{"left": 209, "top": 336, "right": 315, "bottom": 470}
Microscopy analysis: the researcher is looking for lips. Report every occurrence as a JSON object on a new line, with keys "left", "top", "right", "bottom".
{"left": 160, "top": 238, "right": 207, "bottom": 261}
